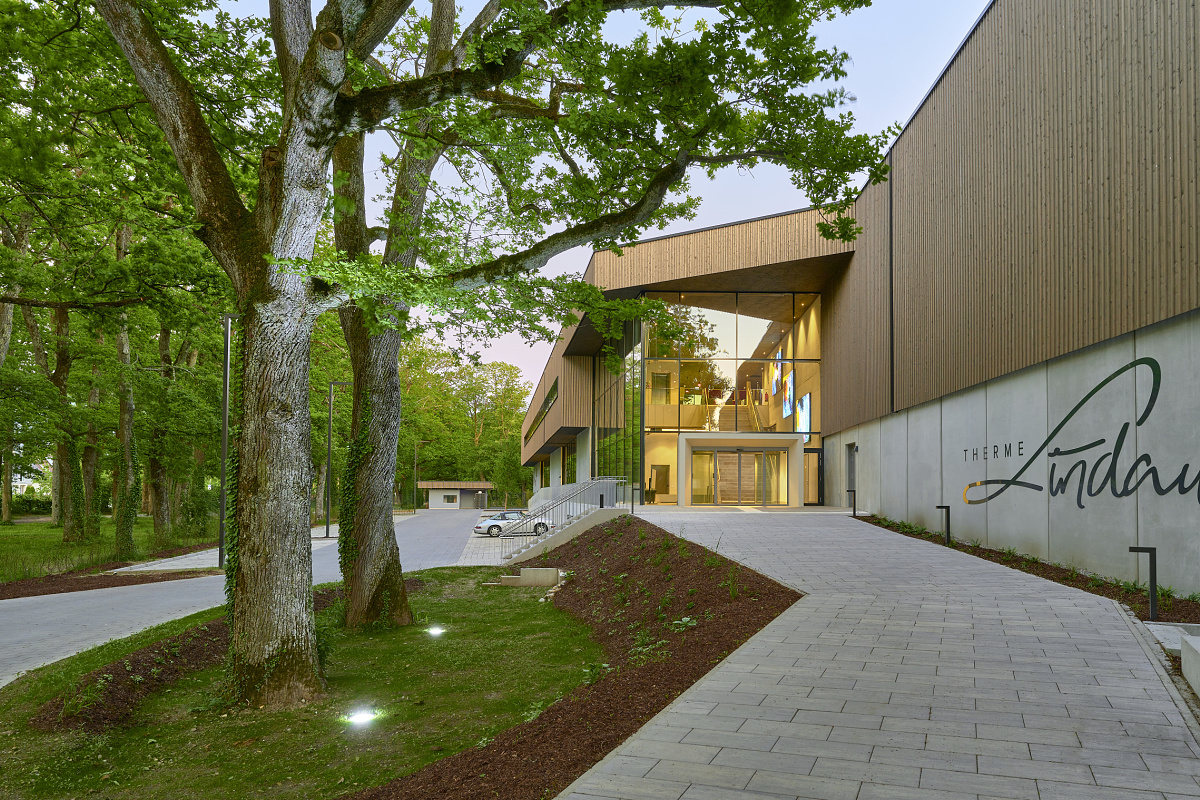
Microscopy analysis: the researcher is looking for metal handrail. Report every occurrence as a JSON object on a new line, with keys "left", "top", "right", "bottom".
{"left": 494, "top": 475, "right": 627, "bottom": 538}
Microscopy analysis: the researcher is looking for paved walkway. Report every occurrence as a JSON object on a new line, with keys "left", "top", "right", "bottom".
{"left": 0, "top": 509, "right": 480, "bottom": 686}
{"left": 561, "top": 511, "right": 1200, "bottom": 800}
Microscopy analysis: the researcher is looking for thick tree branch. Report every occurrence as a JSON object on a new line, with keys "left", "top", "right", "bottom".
{"left": 94, "top": 0, "right": 263, "bottom": 295}
{"left": 351, "top": 0, "right": 417, "bottom": 61}
{"left": 6, "top": 296, "right": 146, "bottom": 310}
{"left": 449, "top": 151, "right": 693, "bottom": 284}
{"left": 450, "top": 0, "right": 502, "bottom": 67}
{"left": 338, "top": 0, "right": 723, "bottom": 135}
{"left": 270, "top": 0, "right": 314, "bottom": 109}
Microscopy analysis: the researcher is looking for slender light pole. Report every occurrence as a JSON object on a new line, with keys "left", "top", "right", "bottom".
{"left": 326, "top": 381, "right": 353, "bottom": 538}
{"left": 218, "top": 313, "right": 240, "bottom": 569}
{"left": 414, "top": 439, "right": 431, "bottom": 512}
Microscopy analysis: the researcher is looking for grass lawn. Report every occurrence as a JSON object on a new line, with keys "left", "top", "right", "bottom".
{"left": 0, "top": 518, "right": 212, "bottom": 583}
{"left": 0, "top": 566, "right": 603, "bottom": 799}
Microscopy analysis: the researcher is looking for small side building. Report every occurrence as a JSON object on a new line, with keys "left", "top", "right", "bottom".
{"left": 419, "top": 481, "right": 493, "bottom": 509}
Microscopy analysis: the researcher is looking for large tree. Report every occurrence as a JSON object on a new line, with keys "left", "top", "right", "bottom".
{"left": 91, "top": 0, "right": 891, "bottom": 706}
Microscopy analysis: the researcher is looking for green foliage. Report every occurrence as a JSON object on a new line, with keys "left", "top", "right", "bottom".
{"left": 0, "top": 568, "right": 602, "bottom": 799}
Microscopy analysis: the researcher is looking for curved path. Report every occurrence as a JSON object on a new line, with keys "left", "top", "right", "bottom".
{"left": 560, "top": 511, "right": 1200, "bottom": 800}
{"left": 0, "top": 509, "right": 480, "bottom": 686}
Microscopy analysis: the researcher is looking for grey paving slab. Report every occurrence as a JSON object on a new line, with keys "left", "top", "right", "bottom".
{"left": 556, "top": 510, "right": 1200, "bottom": 799}
{"left": 0, "top": 509, "right": 480, "bottom": 686}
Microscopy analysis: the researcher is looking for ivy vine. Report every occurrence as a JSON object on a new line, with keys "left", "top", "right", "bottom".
{"left": 114, "top": 434, "right": 141, "bottom": 560}
{"left": 337, "top": 391, "right": 372, "bottom": 589}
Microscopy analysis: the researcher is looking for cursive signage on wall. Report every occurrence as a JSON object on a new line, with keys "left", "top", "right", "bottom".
{"left": 963, "top": 358, "right": 1200, "bottom": 508}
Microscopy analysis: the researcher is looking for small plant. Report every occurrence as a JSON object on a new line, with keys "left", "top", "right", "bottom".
{"left": 1186, "top": 592, "right": 1200, "bottom": 603}
{"left": 704, "top": 554, "right": 722, "bottom": 568}
{"left": 629, "top": 630, "right": 670, "bottom": 665}
{"left": 719, "top": 565, "right": 743, "bottom": 599}
{"left": 582, "top": 662, "right": 614, "bottom": 685}
{"left": 666, "top": 616, "right": 697, "bottom": 632}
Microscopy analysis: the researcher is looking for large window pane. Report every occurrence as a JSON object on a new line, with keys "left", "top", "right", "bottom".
{"left": 645, "top": 433, "right": 678, "bottom": 504}
{"left": 678, "top": 293, "right": 736, "bottom": 359}
{"left": 793, "top": 360, "right": 820, "bottom": 440}
{"left": 737, "top": 294, "right": 794, "bottom": 359}
{"left": 735, "top": 360, "right": 792, "bottom": 432}
{"left": 794, "top": 294, "right": 820, "bottom": 359}
{"left": 679, "top": 360, "right": 736, "bottom": 431}
{"left": 645, "top": 359, "right": 679, "bottom": 430}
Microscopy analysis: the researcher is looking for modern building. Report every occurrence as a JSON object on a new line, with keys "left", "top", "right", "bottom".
{"left": 521, "top": 0, "right": 1199, "bottom": 590}
{"left": 418, "top": 481, "right": 494, "bottom": 509}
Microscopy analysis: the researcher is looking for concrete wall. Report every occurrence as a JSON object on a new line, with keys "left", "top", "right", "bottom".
{"left": 825, "top": 308, "right": 1200, "bottom": 593}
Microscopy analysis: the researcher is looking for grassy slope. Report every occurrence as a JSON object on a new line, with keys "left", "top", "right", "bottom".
{"left": 0, "top": 518, "right": 212, "bottom": 582}
{"left": 0, "top": 566, "right": 603, "bottom": 800}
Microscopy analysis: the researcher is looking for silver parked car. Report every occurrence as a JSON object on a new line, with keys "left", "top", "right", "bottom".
{"left": 473, "top": 511, "right": 555, "bottom": 537}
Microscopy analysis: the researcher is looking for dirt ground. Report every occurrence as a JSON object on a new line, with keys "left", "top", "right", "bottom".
{"left": 0, "top": 540, "right": 221, "bottom": 601}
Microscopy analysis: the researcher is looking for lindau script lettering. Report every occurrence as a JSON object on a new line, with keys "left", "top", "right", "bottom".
{"left": 962, "top": 357, "right": 1200, "bottom": 509}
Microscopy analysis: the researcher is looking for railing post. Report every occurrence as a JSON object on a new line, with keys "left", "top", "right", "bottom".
{"left": 846, "top": 489, "right": 856, "bottom": 518}
{"left": 1129, "top": 546, "right": 1158, "bottom": 621}
{"left": 937, "top": 505, "right": 950, "bottom": 546}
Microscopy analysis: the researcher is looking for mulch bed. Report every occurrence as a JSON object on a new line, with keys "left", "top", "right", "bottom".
{"left": 30, "top": 587, "right": 352, "bottom": 732}
{"left": 348, "top": 514, "right": 801, "bottom": 800}
{"left": 861, "top": 514, "right": 1200, "bottom": 623}
{"left": 0, "top": 540, "right": 221, "bottom": 601}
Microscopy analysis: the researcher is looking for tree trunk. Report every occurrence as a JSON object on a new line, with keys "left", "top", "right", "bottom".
{"left": 56, "top": 442, "right": 80, "bottom": 540}
{"left": 1, "top": 446, "right": 11, "bottom": 524}
{"left": 332, "top": 131, "right": 414, "bottom": 629}
{"left": 50, "top": 455, "right": 61, "bottom": 524}
{"left": 113, "top": 306, "right": 137, "bottom": 559}
{"left": 227, "top": 295, "right": 325, "bottom": 706}
{"left": 82, "top": 362, "right": 102, "bottom": 537}
{"left": 337, "top": 308, "right": 413, "bottom": 628}
{"left": 149, "top": 455, "right": 171, "bottom": 550}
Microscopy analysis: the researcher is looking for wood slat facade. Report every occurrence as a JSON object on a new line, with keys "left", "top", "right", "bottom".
{"left": 521, "top": 0, "right": 1200, "bottom": 458}
{"left": 889, "top": 0, "right": 1200, "bottom": 411}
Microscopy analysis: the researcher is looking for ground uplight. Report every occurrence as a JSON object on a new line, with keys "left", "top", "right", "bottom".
{"left": 346, "top": 710, "right": 378, "bottom": 725}
{"left": 427, "top": 626, "right": 445, "bottom": 636}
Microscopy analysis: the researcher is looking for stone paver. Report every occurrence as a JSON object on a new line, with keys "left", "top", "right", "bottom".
{"left": 558, "top": 510, "right": 1200, "bottom": 800}
{"left": 0, "top": 509, "right": 480, "bottom": 686}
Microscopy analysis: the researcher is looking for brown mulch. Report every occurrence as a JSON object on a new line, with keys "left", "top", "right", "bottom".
{"left": 861, "top": 514, "right": 1200, "bottom": 623}
{"left": 30, "top": 587, "right": 352, "bottom": 732}
{"left": 0, "top": 540, "right": 222, "bottom": 601}
{"left": 347, "top": 514, "right": 802, "bottom": 800}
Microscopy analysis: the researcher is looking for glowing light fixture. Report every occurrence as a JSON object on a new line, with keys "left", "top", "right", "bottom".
{"left": 347, "top": 709, "right": 377, "bottom": 725}
{"left": 428, "top": 626, "right": 445, "bottom": 637}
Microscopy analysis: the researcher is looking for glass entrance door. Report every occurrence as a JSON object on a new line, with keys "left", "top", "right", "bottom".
{"left": 693, "top": 448, "right": 787, "bottom": 505}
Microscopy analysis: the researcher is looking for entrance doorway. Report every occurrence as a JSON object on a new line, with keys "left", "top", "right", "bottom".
{"left": 691, "top": 448, "right": 787, "bottom": 505}
{"left": 803, "top": 448, "right": 823, "bottom": 505}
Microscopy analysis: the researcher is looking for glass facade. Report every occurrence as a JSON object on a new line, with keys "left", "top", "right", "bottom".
{"left": 594, "top": 319, "right": 641, "bottom": 505}
{"left": 595, "top": 292, "right": 822, "bottom": 507}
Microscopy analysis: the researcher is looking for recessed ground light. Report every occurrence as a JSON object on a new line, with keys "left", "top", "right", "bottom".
{"left": 428, "top": 626, "right": 445, "bottom": 636}
{"left": 346, "top": 710, "right": 377, "bottom": 725}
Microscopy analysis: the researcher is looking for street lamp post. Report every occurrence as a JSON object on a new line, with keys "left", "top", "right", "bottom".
{"left": 326, "top": 381, "right": 353, "bottom": 538}
{"left": 414, "top": 440, "right": 431, "bottom": 512}
{"left": 217, "top": 313, "right": 240, "bottom": 570}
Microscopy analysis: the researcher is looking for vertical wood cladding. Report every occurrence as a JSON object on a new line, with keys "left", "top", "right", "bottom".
{"left": 520, "top": 321, "right": 593, "bottom": 464}
{"left": 821, "top": 189, "right": 893, "bottom": 435}
{"left": 890, "top": 0, "right": 1200, "bottom": 412}
{"left": 586, "top": 210, "right": 853, "bottom": 289}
